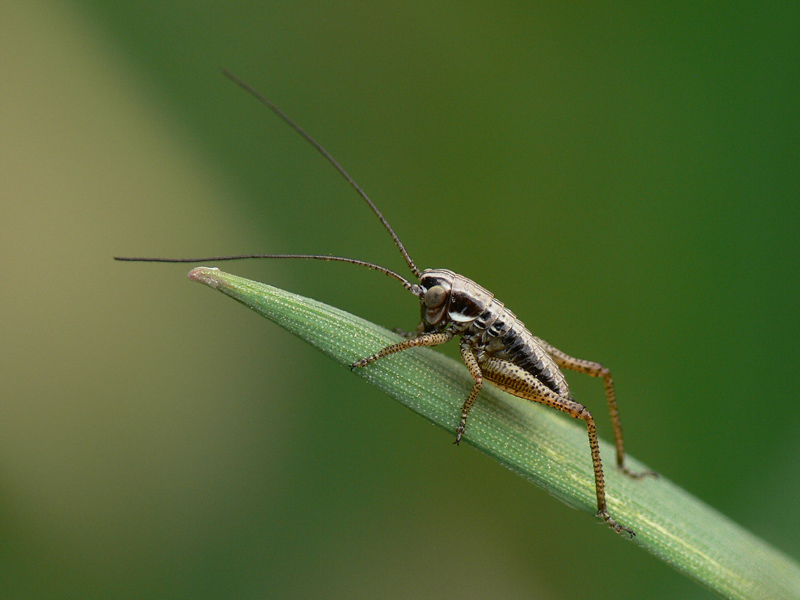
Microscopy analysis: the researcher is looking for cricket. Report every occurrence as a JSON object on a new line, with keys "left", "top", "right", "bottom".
{"left": 117, "top": 70, "right": 655, "bottom": 536}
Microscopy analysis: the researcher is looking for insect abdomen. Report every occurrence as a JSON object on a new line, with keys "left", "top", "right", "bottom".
{"left": 470, "top": 301, "right": 568, "bottom": 396}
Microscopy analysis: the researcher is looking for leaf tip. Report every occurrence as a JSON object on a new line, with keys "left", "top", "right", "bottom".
{"left": 188, "top": 266, "right": 221, "bottom": 289}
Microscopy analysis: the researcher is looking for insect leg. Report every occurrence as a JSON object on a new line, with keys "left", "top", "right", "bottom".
{"left": 455, "top": 340, "right": 483, "bottom": 444}
{"left": 391, "top": 322, "right": 425, "bottom": 339}
{"left": 480, "top": 357, "right": 634, "bottom": 536}
{"left": 534, "top": 338, "right": 655, "bottom": 479}
{"left": 350, "top": 331, "right": 454, "bottom": 370}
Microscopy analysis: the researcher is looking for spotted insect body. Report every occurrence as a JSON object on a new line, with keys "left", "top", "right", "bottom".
{"left": 417, "top": 268, "right": 567, "bottom": 396}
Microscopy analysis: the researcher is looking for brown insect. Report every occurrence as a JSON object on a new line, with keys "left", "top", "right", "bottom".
{"left": 117, "top": 70, "right": 655, "bottom": 536}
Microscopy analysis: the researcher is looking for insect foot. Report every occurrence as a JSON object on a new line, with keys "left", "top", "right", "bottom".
{"left": 599, "top": 510, "right": 635, "bottom": 538}
{"left": 621, "top": 466, "right": 659, "bottom": 480}
{"left": 349, "top": 357, "right": 370, "bottom": 371}
{"left": 391, "top": 327, "right": 419, "bottom": 339}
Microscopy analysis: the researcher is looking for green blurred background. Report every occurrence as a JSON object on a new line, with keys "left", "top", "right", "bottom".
{"left": 2, "top": 1, "right": 799, "bottom": 598}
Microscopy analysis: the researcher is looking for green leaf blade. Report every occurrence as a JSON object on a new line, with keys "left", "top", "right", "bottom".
{"left": 188, "top": 266, "right": 800, "bottom": 600}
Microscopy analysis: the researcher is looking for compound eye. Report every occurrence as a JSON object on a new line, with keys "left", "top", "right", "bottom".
{"left": 424, "top": 285, "right": 447, "bottom": 308}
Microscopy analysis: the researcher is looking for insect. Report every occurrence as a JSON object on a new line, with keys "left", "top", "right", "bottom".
{"left": 117, "top": 69, "right": 654, "bottom": 536}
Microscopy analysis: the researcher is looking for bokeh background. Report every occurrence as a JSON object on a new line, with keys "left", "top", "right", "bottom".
{"left": 3, "top": 2, "right": 799, "bottom": 599}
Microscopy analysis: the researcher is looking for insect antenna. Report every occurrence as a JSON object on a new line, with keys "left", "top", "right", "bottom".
{"left": 117, "top": 70, "right": 424, "bottom": 292}
{"left": 219, "top": 68, "right": 421, "bottom": 279}
{"left": 114, "top": 253, "right": 418, "bottom": 292}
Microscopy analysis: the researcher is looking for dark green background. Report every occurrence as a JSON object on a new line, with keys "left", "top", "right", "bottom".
{"left": 3, "top": 2, "right": 798, "bottom": 598}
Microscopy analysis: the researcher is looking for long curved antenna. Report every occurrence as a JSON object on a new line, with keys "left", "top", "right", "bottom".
{"left": 114, "top": 253, "right": 418, "bottom": 293}
{"left": 221, "top": 68, "right": 421, "bottom": 279}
